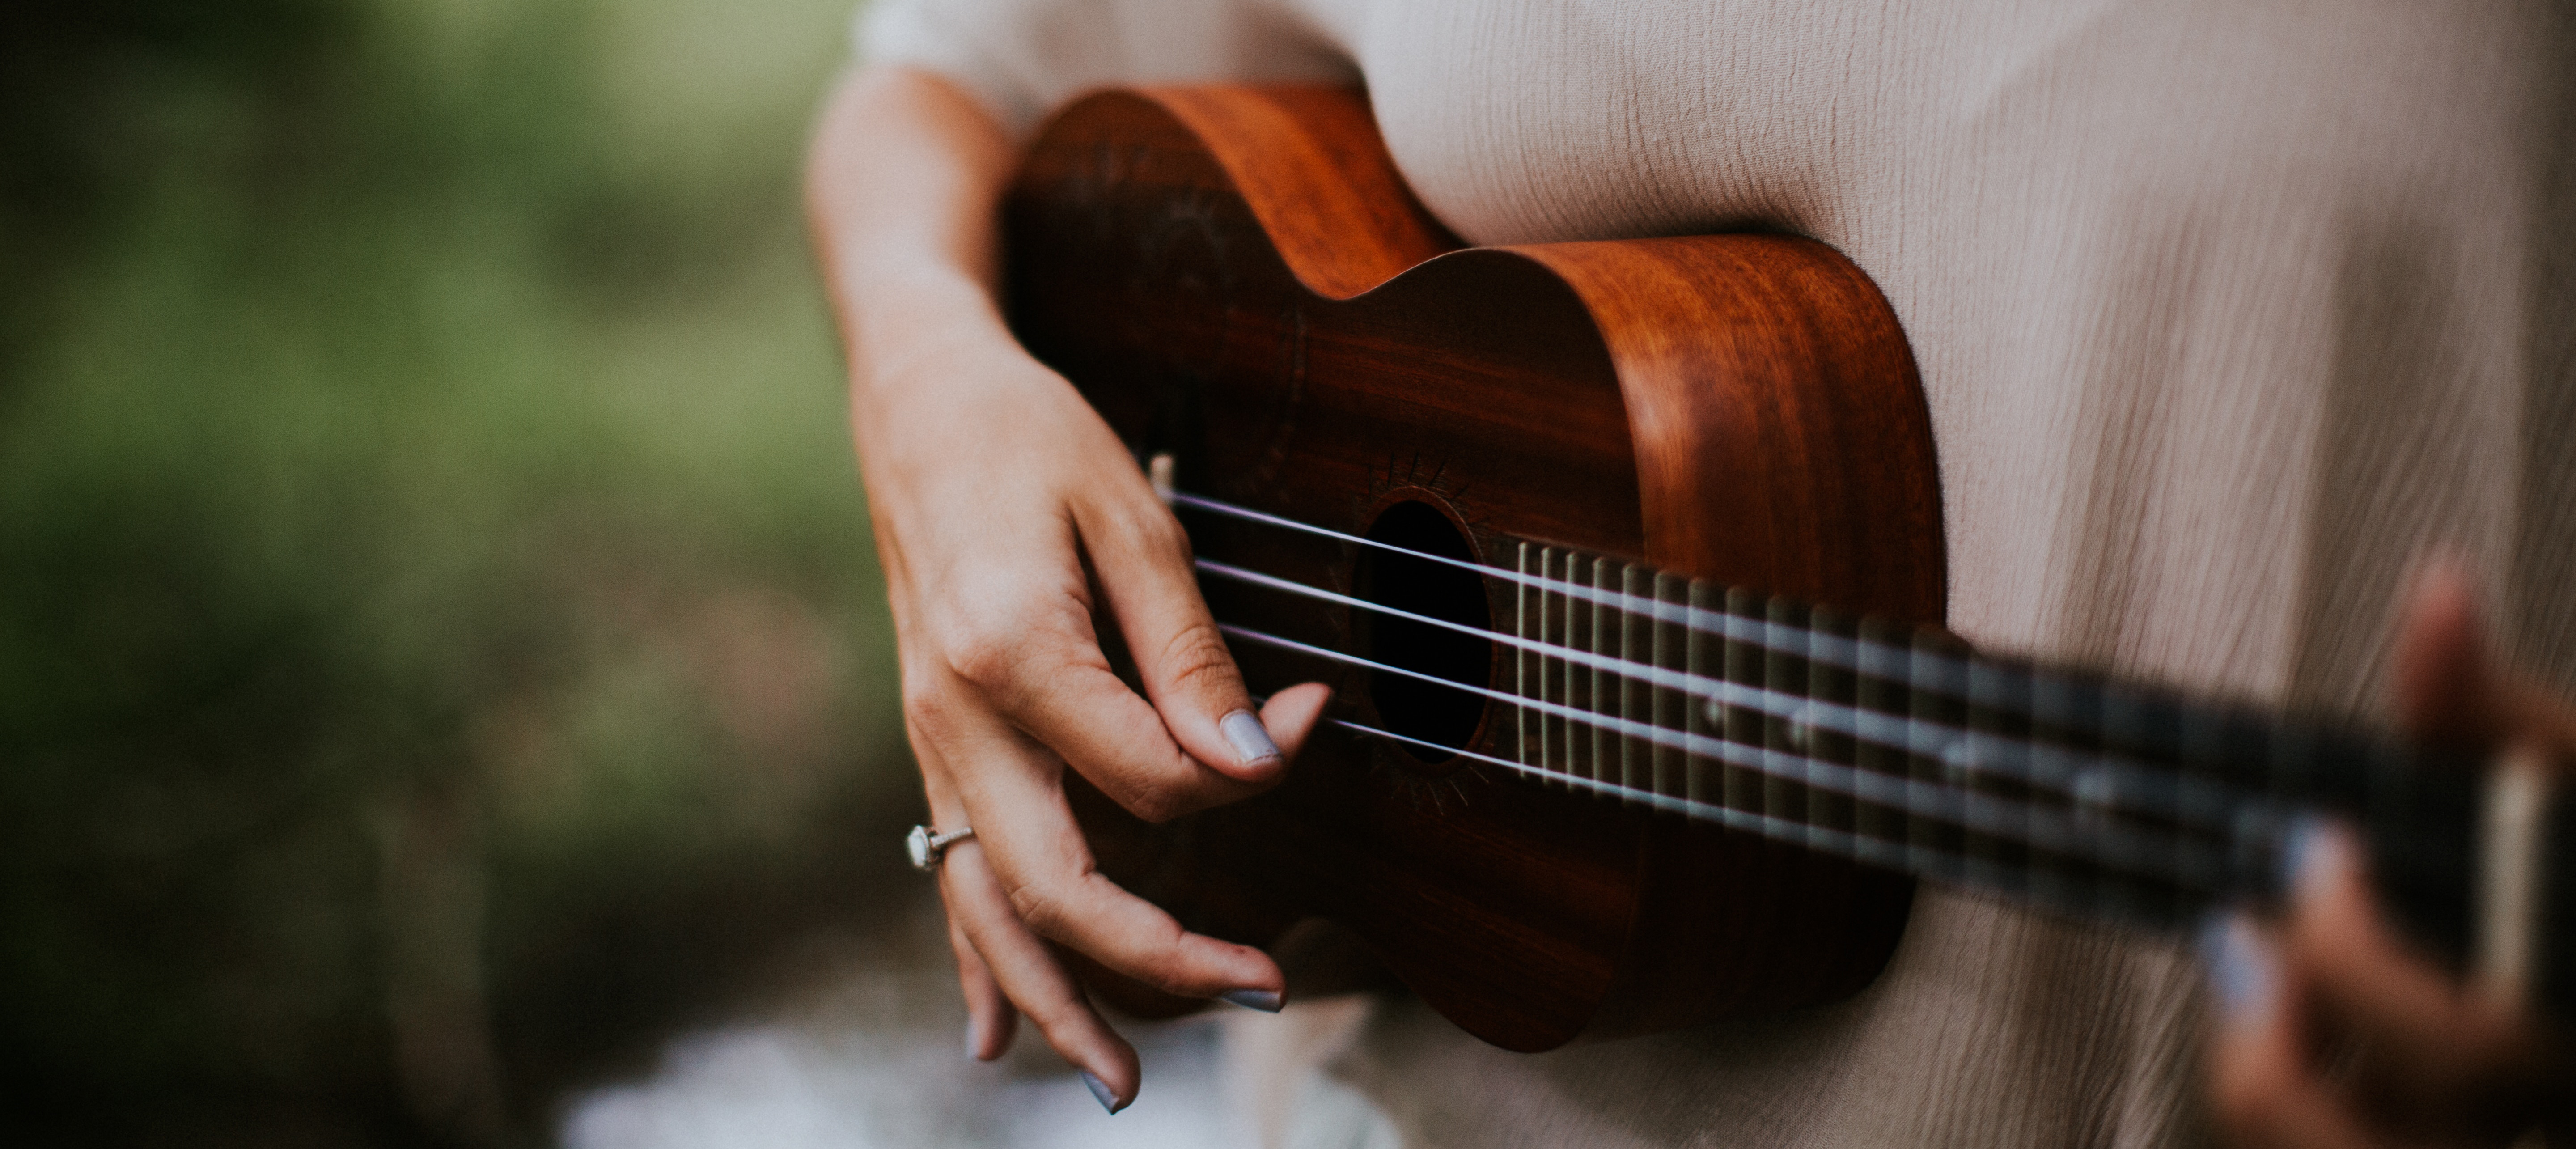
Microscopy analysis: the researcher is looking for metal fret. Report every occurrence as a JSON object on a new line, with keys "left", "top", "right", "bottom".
{"left": 1911, "top": 630, "right": 1969, "bottom": 875}
{"left": 1965, "top": 654, "right": 2031, "bottom": 898}
{"left": 1516, "top": 542, "right": 1538, "bottom": 778}
{"left": 1810, "top": 606, "right": 1859, "bottom": 839}
{"left": 1538, "top": 547, "right": 1565, "bottom": 788}
{"left": 1652, "top": 571, "right": 1687, "bottom": 808}
{"left": 1854, "top": 616, "right": 1907, "bottom": 858}
{"left": 1764, "top": 597, "right": 1811, "bottom": 846}
{"left": 1620, "top": 564, "right": 1652, "bottom": 807}
{"left": 1723, "top": 586, "right": 1763, "bottom": 817}
{"left": 1561, "top": 548, "right": 1582, "bottom": 788}
{"left": 2097, "top": 683, "right": 2163, "bottom": 923}
{"left": 1686, "top": 579, "right": 1719, "bottom": 808}
{"left": 2028, "top": 665, "right": 2095, "bottom": 917}
{"left": 1588, "top": 557, "right": 1614, "bottom": 797}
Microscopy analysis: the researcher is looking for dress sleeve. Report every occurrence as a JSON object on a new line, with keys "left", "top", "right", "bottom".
{"left": 855, "top": 0, "right": 1361, "bottom": 137}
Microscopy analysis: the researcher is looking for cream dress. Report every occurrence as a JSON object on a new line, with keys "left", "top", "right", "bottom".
{"left": 856, "top": 1, "right": 2576, "bottom": 1145}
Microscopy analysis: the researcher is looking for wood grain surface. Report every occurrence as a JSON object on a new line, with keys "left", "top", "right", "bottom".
{"left": 1001, "top": 85, "right": 1946, "bottom": 1050}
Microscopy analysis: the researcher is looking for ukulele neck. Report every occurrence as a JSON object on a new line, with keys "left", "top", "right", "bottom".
{"left": 1171, "top": 483, "right": 2574, "bottom": 1029}
{"left": 1484, "top": 538, "right": 2568, "bottom": 1011}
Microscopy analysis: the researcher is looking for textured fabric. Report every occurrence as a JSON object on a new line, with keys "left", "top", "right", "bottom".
{"left": 856, "top": 1, "right": 2576, "bottom": 1145}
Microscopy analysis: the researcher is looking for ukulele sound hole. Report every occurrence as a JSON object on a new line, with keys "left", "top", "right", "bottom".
{"left": 1357, "top": 500, "right": 1491, "bottom": 766}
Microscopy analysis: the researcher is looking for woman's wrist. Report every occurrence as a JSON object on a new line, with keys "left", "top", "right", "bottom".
{"left": 844, "top": 264, "right": 1008, "bottom": 397}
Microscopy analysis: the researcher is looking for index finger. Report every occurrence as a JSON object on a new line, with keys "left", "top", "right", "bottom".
{"left": 1073, "top": 489, "right": 1292, "bottom": 784}
{"left": 932, "top": 552, "right": 1270, "bottom": 823}
{"left": 944, "top": 570, "right": 1330, "bottom": 823}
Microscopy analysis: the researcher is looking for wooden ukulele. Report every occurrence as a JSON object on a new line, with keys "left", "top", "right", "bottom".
{"left": 998, "top": 84, "right": 2574, "bottom": 1051}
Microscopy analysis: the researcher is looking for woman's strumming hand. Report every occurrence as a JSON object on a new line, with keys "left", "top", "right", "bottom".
{"left": 2203, "top": 562, "right": 2572, "bottom": 1149}
{"left": 807, "top": 64, "right": 1333, "bottom": 1113}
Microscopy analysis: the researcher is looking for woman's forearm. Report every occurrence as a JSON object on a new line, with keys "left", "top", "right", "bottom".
{"left": 806, "top": 65, "right": 1020, "bottom": 421}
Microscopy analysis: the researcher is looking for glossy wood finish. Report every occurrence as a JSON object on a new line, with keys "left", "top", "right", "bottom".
{"left": 1002, "top": 86, "right": 1946, "bottom": 1050}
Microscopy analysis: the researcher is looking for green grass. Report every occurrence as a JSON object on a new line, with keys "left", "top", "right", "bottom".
{"left": 0, "top": 0, "right": 910, "bottom": 1141}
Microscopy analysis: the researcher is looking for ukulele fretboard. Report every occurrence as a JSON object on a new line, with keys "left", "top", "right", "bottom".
{"left": 1483, "top": 539, "right": 2486, "bottom": 941}
{"left": 1182, "top": 490, "right": 2555, "bottom": 1029}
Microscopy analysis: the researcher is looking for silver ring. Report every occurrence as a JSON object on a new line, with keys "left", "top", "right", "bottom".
{"left": 907, "top": 824, "right": 974, "bottom": 873}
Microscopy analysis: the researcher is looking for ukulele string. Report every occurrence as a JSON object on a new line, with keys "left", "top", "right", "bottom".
{"left": 1176, "top": 491, "right": 1954, "bottom": 678}
{"left": 1219, "top": 620, "right": 2247, "bottom": 892}
{"left": 1196, "top": 555, "right": 2255, "bottom": 835}
{"left": 1169, "top": 489, "right": 2320, "bottom": 896}
{"left": 1174, "top": 490, "right": 2299, "bottom": 825}
{"left": 1326, "top": 712, "right": 2234, "bottom": 921}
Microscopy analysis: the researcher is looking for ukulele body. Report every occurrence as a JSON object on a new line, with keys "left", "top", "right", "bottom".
{"left": 1002, "top": 85, "right": 1946, "bottom": 1051}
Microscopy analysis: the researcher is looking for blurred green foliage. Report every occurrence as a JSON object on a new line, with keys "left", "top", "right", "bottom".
{"left": 1, "top": 0, "right": 907, "bottom": 1143}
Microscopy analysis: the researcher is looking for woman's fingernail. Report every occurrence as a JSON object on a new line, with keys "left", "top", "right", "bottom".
{"left": 1219, "top": 988, "right": 1284, "bottom": 1013}
{"left": 1080, "top": 1069, "right": 1125, "bottom": 1115}
{"left": 2275, "top": 815, "right": 2344, "bottom": 904}
{"left": 964, "top": 1017, "right": 984, "bottom": 1061}
{"left": 1220, "top": 710, "right": 1282, "bottom": 768}
{"left": 2197, "top": 912, "right": 2279, "bottom": 1023}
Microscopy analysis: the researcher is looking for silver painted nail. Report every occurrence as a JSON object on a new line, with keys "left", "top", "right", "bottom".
{"left": 2275, "top": 815, "right": 2340, "bottom": 903}
{"left": 2196, "top": 912, "right": 2278, "bottom": 1022}
{"left": 1080, "top": 1070, "right": 1124, "bottom": 1114}
{"left": 1220, "top": 709, "right": 1282, "bottom": 768}
{"left": 1219, "top": 988, "right": 1284, "bottom": 1013}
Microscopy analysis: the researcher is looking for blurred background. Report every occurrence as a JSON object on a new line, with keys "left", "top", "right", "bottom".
{"left": 0, "top": 0, "right": 1131, "bottom": 1143}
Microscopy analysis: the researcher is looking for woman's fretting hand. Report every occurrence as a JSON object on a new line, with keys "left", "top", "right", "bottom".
{"left": 809, "top": 64, "right": 1333, "bottom": 1113}
{"left": 2203, "top": 562, "right": 2573, "bottom": 1149}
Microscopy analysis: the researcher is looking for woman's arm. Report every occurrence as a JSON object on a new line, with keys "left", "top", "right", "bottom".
{"left": 806, "top": 64, "right": 1333, "bottom": 1112}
